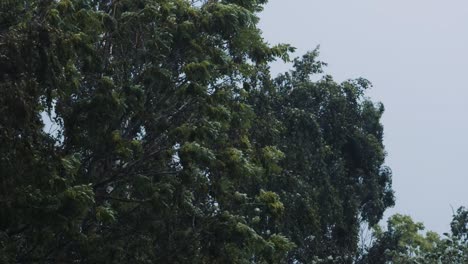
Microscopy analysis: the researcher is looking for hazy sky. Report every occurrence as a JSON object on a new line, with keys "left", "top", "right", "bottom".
{"left": 259, "top": 0, "right": 468, "bottom": 234}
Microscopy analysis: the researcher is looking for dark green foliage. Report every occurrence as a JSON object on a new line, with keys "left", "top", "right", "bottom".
{"left": 0, "top": 0, "right": 393, "bottom": 263}
{"left": 247, "top": 50, "right": 394, "bottom": 262}
{"left": 451, "top": 206, "right": 468, "bottom": 243}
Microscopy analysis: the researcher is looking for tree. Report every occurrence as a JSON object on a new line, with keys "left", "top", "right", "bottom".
{"left": 0, "top": 0, "right": 393, "bottom": 263}
{"left": 248, "top": 50, "right": 394, "bottom": 263}
{"left": 358, "top": 214, "right": 439, "bottom": 263}
{"left": 451, "top": 206, "right": 468, "bottom": 243}
{"left": 359, "top": 209, "right": 468, "bottom": 264}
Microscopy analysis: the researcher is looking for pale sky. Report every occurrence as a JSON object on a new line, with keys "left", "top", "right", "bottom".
{"left": 259, "top": 0, "right": 468, "bottom": 234}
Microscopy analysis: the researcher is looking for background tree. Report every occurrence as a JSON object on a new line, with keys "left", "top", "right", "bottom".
{"left": 359, "top": 208, "right": 468, "bottom": 264}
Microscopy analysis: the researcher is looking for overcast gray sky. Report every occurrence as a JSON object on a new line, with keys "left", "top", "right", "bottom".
{"left": 259, "top": 0, "right": 468, "bottom": 234}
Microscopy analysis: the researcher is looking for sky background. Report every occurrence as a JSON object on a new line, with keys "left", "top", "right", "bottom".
{"left": 259, "top": 0, "right": 468, "bottom": 234}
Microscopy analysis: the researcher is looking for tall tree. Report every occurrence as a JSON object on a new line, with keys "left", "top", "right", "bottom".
{"left": 0, "top": 0, "right": 295, "bottom": 262}
{"left": 0, "top": 0, "right": 393, "bottom": 263}
{"left": 248, "top": 50, "right": 394, "bottom": 263}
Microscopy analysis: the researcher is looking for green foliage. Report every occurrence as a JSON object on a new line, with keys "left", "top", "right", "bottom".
{"left": 246, "top": 49, "right": 394, "bottom": 262}
{"left": 96, "top": 206, "right": 117, "bottom": 223}
{"left": 0, "top": 0, "right": 394, "bottom": 263}
{"left": 359, "top": 210, "right": 468, "bottom": 264}
{"left": 451, "top": 206, "right": 468, "bottom": 243}
{"left": 257, "top": 190, "right": 285, "bottom": 217}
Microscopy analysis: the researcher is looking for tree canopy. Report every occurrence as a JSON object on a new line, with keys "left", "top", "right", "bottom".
{"left": 358, "top": 208, "right": 468, "bottom": 264}
{"left": 0, "top": 0, "right": 409, "bottom": 263}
